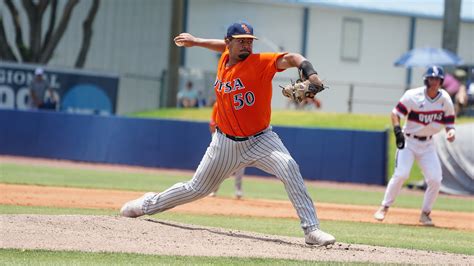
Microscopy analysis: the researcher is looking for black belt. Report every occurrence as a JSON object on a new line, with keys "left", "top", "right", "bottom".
{"left": 406, "top": 133, "right": 432, "bottom": 141}
{"left": 216, "top": 127, "right": 266, "bottom": 141}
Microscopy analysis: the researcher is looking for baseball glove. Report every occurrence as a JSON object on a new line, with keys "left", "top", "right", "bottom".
{"left": 280, "top": 79, "right": 327, "bottom": 103}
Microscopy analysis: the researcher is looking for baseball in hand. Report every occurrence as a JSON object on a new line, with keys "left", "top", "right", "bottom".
{"left": 175, "top": 40, "right": 184, "bottom": 47}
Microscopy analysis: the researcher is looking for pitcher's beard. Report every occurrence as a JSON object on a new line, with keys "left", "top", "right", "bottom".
{"left": 238, "top": 52, "right": 250, "bottom": 59}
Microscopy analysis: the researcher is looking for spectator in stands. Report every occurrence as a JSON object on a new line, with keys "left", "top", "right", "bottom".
{"left": 177, "top": 81, "right": 199, "bottom": 108}
{"left": 29, "top": 68, "right": 59, "bottom": 110}
{"left": 443, "top": 72, "right": 461, "bottom": 101}
{"left": 287, "top": 96, "right": 322, "bottom": 110}
{"left": 444, "top": 69, "right": 474, "bottom": 115}
{"left": 197, "top": 90, "right": 207, "bottom": 107}
{"left": 454, "top": 69, "right": 474, "bottom": 116}
{"left": 301, "top": 97, "right": 322, "bottom": 109}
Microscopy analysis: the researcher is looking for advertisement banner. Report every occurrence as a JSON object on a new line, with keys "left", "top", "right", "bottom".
{"left": 0, "top": 62, "right": 119, "bottom": 115}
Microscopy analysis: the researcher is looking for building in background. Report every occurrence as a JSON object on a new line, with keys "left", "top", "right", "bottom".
{"left": 1, "top": 0, "right": 472, "bottom": 114}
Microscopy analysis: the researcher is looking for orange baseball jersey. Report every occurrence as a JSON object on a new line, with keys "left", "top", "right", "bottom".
{"left": 214, "top": 49, "right": 286, "bottom": 136}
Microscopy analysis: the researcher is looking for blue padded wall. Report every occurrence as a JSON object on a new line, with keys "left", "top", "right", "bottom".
{"left": 0, "top": 110, "right": 387, "bottom": 185}
{"left": 265, "top": 125, "right": 388, "bottom": 184}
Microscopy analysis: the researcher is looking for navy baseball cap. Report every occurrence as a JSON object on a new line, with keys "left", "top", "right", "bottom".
{"left": 226, "top": 22, "right": 258, "bottom": 39}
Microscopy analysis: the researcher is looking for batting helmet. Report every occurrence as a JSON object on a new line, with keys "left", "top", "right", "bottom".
{"left": 423, "top": 65, "right": 445, "bottom": 86}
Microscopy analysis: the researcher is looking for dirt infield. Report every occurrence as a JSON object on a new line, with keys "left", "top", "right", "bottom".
{"left": 1, "top": 183, "right": 473, "bottom": 231}
{"left": 1, "top": 156, "right": 473, "bottom": 263}
{"left": 2, "top": 215, "right": 473, "bottom": 264}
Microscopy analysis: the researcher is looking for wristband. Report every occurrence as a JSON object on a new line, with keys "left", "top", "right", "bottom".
{"left": 299, "top": 60, "right": 318, "bottom": 79}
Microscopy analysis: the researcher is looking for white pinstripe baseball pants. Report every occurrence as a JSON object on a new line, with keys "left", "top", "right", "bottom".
{"left": 143, "top": 129, "right": 320, "bottom": 233}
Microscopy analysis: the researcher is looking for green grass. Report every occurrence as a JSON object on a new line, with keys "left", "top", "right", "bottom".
{"left": 132, "top": 108, "right": 474, "bottom": 131}
{"left": 0, "top": 163, "right": 190, "bottom": 192}
{"left": 1, "top": 161, "right": 472, "bottom": 263}
{"left": 1, "top": 163, "right": 472, "bottom": 212}
{"left": 1, "top": 205, "right": 472, "bottom": 255}
{"left": 130, "top": 108, "right": 474, "bottom": 185}
{"left": 0, "top": 249, "right": 374, "bottom": 266}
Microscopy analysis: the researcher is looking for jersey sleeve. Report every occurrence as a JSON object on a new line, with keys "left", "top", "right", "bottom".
{"left": 443, "top": 94, "right": 456, "bottom": 129}
{"left": 259, "top": 53, "right": 287, "bottom": 80}
{"left": 392, "top": 91, "right": 412, "bottom": 117}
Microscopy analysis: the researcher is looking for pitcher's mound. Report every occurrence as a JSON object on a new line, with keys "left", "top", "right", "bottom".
{"left": 1, "top": 215, "right": 471, "bottom": 264}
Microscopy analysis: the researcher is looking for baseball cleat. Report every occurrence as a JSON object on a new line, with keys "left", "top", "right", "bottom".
{"left": 419, "top": 211, "right": 434, "bottom": 226}
{"left": 374, "top": 206, "right": 389, "bottom": 221}
{"left": 235, "top": 190, "right": 243, "bottom": 200}
{"left": 305, "top": 228, "right": 336, "bottom": 246}
{"left": 120, "top": 192, "right": 155, "bottom": 218}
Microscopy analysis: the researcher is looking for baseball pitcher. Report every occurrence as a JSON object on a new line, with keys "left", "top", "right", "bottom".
{"left": 208, "top": 102, "right": 245, "bottom": 199}
{"left": 120, "top": 21, "right": 335, "bottom": 246}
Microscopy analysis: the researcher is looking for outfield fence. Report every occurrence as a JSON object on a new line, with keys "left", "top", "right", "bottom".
{"left": 0, "top": 109, "right": 388, "bottom": 185}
